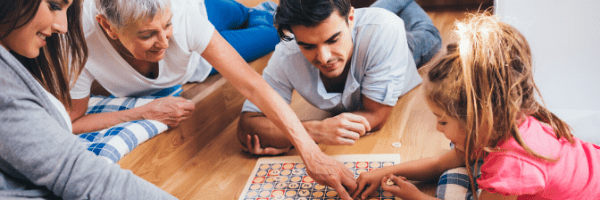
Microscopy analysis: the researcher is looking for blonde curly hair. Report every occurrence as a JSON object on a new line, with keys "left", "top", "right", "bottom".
{"left": 424, "top": 12, "right": 573, "bottom": 198}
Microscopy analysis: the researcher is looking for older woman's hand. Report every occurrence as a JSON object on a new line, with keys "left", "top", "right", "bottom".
{"left": 141, "top": 96, "right": 195, "bottom": 127}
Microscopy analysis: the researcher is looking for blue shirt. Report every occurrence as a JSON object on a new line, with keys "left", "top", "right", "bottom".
{"left": 242, "top": 8, "right": 422, "bottom": 114}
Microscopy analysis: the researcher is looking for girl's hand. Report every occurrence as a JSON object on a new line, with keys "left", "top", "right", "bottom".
{"left": 353, "top": 168, "right": 388, "bottom": 199}
{"left": 141, "top": 96, "right": 195, "bottom": 127}
{"left": 380, "top": 174, "right": 426, "bottom": 200}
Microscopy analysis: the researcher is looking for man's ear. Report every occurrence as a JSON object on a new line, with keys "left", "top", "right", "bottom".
{"left": 348, "top": 7, "right": 355, "bottom": 26}
{"left": 95, "top": 15, "right": 119, "bottom": 40}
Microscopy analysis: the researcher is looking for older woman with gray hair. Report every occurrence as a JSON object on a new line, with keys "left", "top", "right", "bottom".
{"left": 69, "top": 0, "right": 279, "bottom": 133}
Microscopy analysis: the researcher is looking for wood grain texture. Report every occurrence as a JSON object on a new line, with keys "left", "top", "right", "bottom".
{"left": 114, "top": 2, "right": 486, "bottom": 199}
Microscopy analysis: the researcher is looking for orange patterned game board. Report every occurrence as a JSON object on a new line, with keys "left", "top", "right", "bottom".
{"left": 238, "top": 154, "right": 401, "bottom": 200}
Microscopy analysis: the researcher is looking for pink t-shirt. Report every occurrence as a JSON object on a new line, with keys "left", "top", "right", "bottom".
{"left": 478, "top": 116, "right": 600, "bottom": 199}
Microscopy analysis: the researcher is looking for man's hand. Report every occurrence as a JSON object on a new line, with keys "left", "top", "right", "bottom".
{"left": 240, "top": 134, "right": 291, "bottom": 155}
{"left": 305, "top": 113, "right": 372, "bottom": 145}
{"left": 302, "top": 150, "right": 357, "bottom": 200}
{"left": 140, "top": 96, "right": 194, "bottom": 127}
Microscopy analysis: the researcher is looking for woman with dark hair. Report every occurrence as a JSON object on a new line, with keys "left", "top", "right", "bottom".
{"left": 0, "top": 0, "right": 176, "bottom": 199}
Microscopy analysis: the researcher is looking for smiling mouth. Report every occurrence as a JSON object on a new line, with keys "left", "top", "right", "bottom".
{"left": 37, "top": 33, "right": 47, "bottom": 41}
{"left": 149, "top": 49, "right": 164, "bottom": 54}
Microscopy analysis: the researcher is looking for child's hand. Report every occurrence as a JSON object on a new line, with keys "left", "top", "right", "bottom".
{"left": 353, "top": 169, "right": 388, "bottom": 199}
{"left": 380, "top": 174, "right": 425, "bottom": 200}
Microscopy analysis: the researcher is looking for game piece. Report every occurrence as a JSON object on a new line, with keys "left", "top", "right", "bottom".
{"left": 239, "top": 154, "right": 401, "bottom": 200}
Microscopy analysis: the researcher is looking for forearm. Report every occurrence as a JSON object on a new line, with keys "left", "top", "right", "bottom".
{"left": 350, "top": 109, "right": 388, "bottom": 132}
{"left": 72, "top": 106, "right": 146, "bottom": 134}
{"left": 383, "top": 151, "right": 464, "bottom": 181}
{"left": 203, "top": 31, "right": 319, "bottom": 157}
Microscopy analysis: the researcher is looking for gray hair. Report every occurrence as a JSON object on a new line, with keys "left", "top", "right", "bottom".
{"left": 95, "top": 0, "right": 171, "bottom": 30}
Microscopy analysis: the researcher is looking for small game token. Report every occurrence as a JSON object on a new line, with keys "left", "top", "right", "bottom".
{"left": 312, "top": 191, "right": 324, "bottom": 197}
{"left": 301, "top": 183, "right": 312, "bottom": 189}
{"left": 386, "top": 178, "right": 394, "bottom": 186}
{"left": 299, "top": 190, "right": 310, "bottom": 196}
{"left": 314, "top": 184, "right": 326, "bottom": 190}
{"left": 326, "top": 191, "right": 338, "bottom": 197}
{"left": 290, "top": 176, "right": 302, "bottom": 182}
{"left": 283, "top": 163, "right": 294, "bottom": 169}
{"left": 272, "top": 196, "right": 284, "bottom": 200}
{"left": 256, "top": 171, "right": 267, "bottom": 176}
{"left": 370, "top": 162, "right": 381, "bottom": 168}
{"left": 272, "top": 190, "right": 284, "bottom": 197}
{"left": 288, "top": 182, "right": 299, "bottom": 189}
{"left": 277, "top": 176, "right": 288, "bottom": 182}
{"left": 344, "top": 162, "right": 355, "bottom": 168}
{"left": 280, "top": 170, "right": 291, "bottom": 176}
{"left": 259, "top": 191, "right": 271, "bottom": 197}
{"left": 392, "top": 142, "right": 402, "bottom": 148}
{"left": 356, "top": 162, "right": 368, "bottom": 168}
{"left": 250, "top": 184, "right": 261, "bottom": 190}
{"left": 292, "top": 169, "right": 303, "bottom": 175}
{"left": 302, "top": 176, "right": 314, "bottom": 182}
{"left": 252, "top": 177, "right": 264, "bottom": 183}
{"left": 262, "top": 183, "right": 273, "bottom": 190}
{"left": 356, "top": 169, "right": 368, "bottom": 174}
{"left": 285, "top": 190, "right": 296, "bottom": 197}
{"left": 275, "top": 183, "right": 287, "bottom": 189}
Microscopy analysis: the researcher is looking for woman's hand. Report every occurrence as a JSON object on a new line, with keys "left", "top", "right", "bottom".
{"left": 141, "top": 96, "right": 195, "bottom": 127}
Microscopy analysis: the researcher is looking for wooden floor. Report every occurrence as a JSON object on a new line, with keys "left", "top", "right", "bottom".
{"left": 116, "top": 2, "right": 487, "bottom": 199}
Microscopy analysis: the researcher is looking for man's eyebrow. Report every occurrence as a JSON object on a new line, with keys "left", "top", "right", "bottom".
{"left": 296, "top": 41, "right": 313, "bottom": 46}
{"left": 325, "top": 32, "right": 341, "bottom": 42}
{"left": 295, "top": 31, "right": 342, "bottom": 46}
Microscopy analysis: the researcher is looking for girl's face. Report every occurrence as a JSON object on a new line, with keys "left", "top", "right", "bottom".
{"left": 114, "top": 8, "right": 173, "bottom": 63}
{"left": 426, "top": 100, "right": 468, "bottom": 152}
{"left": 0, "top": 0, "right": 72, "bottom": 58}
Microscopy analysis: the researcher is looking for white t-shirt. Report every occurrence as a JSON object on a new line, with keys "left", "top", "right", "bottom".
{"left": 71, "top": 0, "right": 215, "bottom": 98}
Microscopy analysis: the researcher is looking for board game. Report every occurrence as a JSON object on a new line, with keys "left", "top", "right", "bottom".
{"left": 238, "top": 154, "right": 401, "bottom": 200}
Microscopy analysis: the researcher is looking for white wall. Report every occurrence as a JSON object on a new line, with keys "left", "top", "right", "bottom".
{"left": 495, "top": 0, "right": 599, "bottom": 144}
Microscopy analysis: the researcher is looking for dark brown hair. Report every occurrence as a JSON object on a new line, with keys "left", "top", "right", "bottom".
{"left": 0, "top": 0, "right": 88, "bottom": 109}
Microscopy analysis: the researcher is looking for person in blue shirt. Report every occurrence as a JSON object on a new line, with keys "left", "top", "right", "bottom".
{"left": 238, "top": 0, "right": 440, "bottom": 155}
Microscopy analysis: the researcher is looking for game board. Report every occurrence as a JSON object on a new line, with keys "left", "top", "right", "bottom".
{"left": 238, "top": 154, "right": 401, "bottom": 200}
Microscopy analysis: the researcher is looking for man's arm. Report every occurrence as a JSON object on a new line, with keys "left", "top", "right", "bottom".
{"left": 238, "top": 94, "right": 393, "bottom": 151}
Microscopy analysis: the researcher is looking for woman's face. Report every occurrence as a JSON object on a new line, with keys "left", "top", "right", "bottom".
{"left": 0, "top": 0, "right": 71, "bottom": 58}
{"left": 115, "top": 8, "right": 173, "bottom": 63}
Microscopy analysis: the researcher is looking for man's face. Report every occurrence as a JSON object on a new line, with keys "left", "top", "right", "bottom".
{"left": 290, "top": 8, "right": 355, "bottom": 79}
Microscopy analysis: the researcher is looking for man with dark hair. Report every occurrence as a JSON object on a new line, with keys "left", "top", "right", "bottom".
{"left": 237, "top": 0, "right": 440, "bottom": 199}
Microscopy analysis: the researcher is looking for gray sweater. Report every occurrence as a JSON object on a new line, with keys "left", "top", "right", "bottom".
{"left": 0, "top": 46, "right": 177, "bottom": 200}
